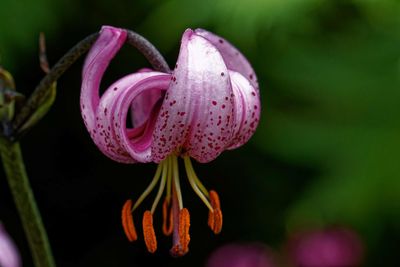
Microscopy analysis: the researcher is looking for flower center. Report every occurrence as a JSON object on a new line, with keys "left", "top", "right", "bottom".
{"left": 121, "top": 155, "right": 223, "bottom": 256}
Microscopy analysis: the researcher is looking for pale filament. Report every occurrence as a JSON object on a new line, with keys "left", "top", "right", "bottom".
{"left": 151, "top": 156, "right": 169, "bottom": 213}
{"left": 132, "top": 163, "right": 163, "bottom": 211}
{"left": 183, "top": 156, "right": 213, "bottom": 211}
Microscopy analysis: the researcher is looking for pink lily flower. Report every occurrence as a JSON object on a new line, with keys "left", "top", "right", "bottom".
{"left": 0, "top": 224, "right": 21, "bottom": 267}
{"left": 81, "top": 26, "right": 260, "bottom": 256}
{"left": 206, "top": 243, "right": 277, "bottom": 267}
{"left": 286, "top": 227, "right": 364, "bottom": 267}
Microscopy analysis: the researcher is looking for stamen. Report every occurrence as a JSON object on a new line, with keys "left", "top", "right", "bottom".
{"left": 178, "top": 208, "right": 190, "bottom": 253}
{"left": 132, "top": 163, "right": 163, "bottom": 211}
{"left": 210, "top": 190, "right": 221, "bottom": 208}
{"left": 121, "top": 199, "right": 137, "bottom": 241}
{"left": 162, "top": 198, "right": 173, "bottom": 236}
{"left": 121, "top": 155, "right": 222, "bottom": 254}
{"left": 208, "top": 190, "right": 223, "bottom": 234}
{"left": 142, "top": 210, "right": 157, "bottom": 253}
{"left": 183, "top": 156, "right": 209, "bottom": 197}
{"left": 183, "top": 156, "right": 213, "bottom": 211}
{"left": 150, "top": 157, "right": 168, "bottom": 213}
{"left": 209, "top": 208, "right": 223, "bottom": 234}
{"left": 172, "top": 156, "right": 183, "bottom": 210}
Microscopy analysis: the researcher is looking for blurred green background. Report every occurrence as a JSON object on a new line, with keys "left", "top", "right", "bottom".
{"left": 0, "top": 0, "right": 399, "bottom": 266}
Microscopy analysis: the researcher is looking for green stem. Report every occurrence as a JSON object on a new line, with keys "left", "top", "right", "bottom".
{"left": 12, "top": 33, "right": 99, "bottom": 134}
{"left": 0, "top": 139, "right": 55, "bottom": 267}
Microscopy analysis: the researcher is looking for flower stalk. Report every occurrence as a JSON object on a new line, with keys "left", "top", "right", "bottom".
{"left": 0, "top": 139, "right": 55, "bottom": 267}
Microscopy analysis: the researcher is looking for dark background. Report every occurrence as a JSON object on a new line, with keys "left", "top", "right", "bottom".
{"left": 1, "top": 0, "right": 399, "bottom": 266}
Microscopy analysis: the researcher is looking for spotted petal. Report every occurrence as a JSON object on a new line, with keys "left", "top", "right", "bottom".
{"left": 194, "top": 29, "right": 259, "bottom": 90}
{"left": 81, "top": 26, "right": 127, "bottom": 132}
{"left": 81, "top": 26, "right": 127, "bottom": 160}
{"left": 98, "top": 72, "right": 170, "bottom": 163}
{"left": 227, "top": 71, "right": 261, "bottom": 150}
{"left": 152, "top": 29, "right": 234, "bottom": 163}
{"left": 81, "top": 26, "right": 171, "bottom": 163}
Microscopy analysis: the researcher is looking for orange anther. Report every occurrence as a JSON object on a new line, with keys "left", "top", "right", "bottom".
{"left": 178, "top": 208, "right": 190, "bottom": 254}
{"left": 209, "top": 190, "right": 221, "bottom": 209}
{"left": 208, "top": 190, "right": 223, "bottom": 234}
{"left": 211, "top": 208, "right": 223, "bottom": 234}
{"left": 208, "top": 211, "right": 214, "bottom": 230}
{"left": 162, "top": 199, "right": 173, "bottom": 236}
{"left": 121, "top": 199, "right": 137, "bottom": 241}
{"left": 142, "top": 210, "right": 157, "bottom": 253}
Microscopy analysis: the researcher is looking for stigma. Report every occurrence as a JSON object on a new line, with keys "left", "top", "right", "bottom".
{"left": 121, "top": 155, "right": 223, "bottom": 257}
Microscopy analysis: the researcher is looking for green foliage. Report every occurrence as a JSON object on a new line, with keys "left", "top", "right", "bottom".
{"left": 0, "top": 0, "right": 73, "bottom": 69}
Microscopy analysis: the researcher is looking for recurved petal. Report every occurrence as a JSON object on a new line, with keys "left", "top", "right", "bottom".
{"left": 130, "top": 87, "right": 162, "bottom": 128}
{"left": 130, "top": 68, "right": 162, "bottom": 128}
{"left": 81, "top": 26, "right": 127, "bottom": 153}
{"left": 152, "top": 29, "right": 234, "bottom": 163}
{"left": 227, "top": 71, "right": 260, "bottom": 150}
{"left": 194, "top": 29, "right": 259, "bottom": 90}
{"left": 97, "top": 72, "right": 170, "bottom": 163}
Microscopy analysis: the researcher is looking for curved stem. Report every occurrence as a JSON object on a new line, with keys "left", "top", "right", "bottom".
{"left": 12, "top": 33, "right": 99, "bottom": 133}
{"left": 0, "top": 139, "right": 55, "bottom": 267}
{"left": 13, "top": 29, "right": 170, "bottom": 138}
{"left": 126, "top": 30, "right": 170, "bottom": 73}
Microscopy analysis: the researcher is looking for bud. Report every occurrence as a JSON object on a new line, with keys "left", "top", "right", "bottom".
{"left": 0, "top": 68, "right": 22, "bottom": 136}
{"left": 0, "top": 68, "right": 16, "bottom": 120}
